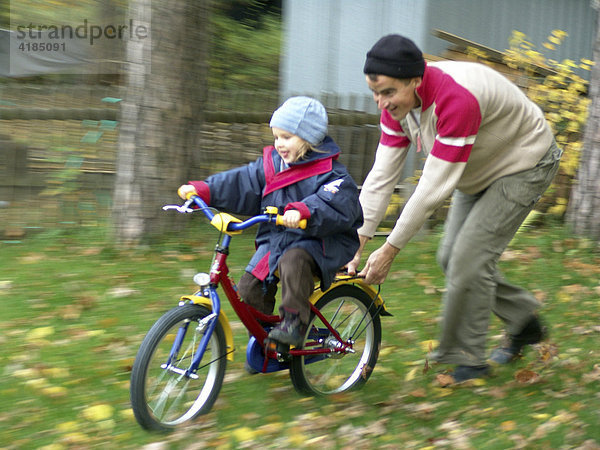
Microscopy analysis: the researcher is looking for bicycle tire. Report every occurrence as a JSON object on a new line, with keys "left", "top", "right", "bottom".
{"left": 130, "top": 304, "right": 227, "bottom": 431}
{"left": 289, "top": 285, "right": 381, "bottom": 396}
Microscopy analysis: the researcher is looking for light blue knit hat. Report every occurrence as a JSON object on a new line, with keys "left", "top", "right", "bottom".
{"left": 269, "top": 96, "right": 328, "bottom": 145}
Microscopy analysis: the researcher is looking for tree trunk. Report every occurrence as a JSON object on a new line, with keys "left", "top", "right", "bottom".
{"left": 111, "top": 0, "right": 210, "bottom": 244}
{"left": 567, "top": 2, "right": 600, "bottom": 241}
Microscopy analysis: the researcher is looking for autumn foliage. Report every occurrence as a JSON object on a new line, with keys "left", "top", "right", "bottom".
{"left": 503, "top": 30, "right": 592, "bottom": 218}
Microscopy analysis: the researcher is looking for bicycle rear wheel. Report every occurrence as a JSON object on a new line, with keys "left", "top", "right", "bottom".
{"left": 289, "top": 285, "right": 381, "bottom": 395}
{"left": 130, "top": 304, "right": 227, "bottom": 431}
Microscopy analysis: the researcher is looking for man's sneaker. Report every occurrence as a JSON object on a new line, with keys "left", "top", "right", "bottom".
{"left": 268, "top": 312, "right": 307, "bottom": 348}
{"left": 452, "top": 365, "right": 491, "bottom": 383}
{"left": 489, "top": 315, "right": 547, "bottom": 364}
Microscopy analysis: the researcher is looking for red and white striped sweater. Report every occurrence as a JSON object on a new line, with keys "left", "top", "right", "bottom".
{"left": 359, "top": 60, "right": 554, "bottom": 250}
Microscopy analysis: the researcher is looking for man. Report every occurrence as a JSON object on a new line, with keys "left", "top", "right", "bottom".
{"left": 347, "top": 34, "right": 561, "bottom": 383}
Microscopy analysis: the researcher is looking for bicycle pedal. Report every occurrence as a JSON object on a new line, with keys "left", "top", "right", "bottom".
{"left": 264, "top": 338, "right": 290, "bottom": 362}
{"left": 265, "top": 338, "right": 278, "bottom": 353}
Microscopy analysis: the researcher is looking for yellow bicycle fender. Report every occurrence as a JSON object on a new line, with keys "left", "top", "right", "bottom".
{"left": 308, "top": 276, "right": 392, "bottom": 316}
{"left": 210, "top": 213, "right": 243, "bottom": 235}
{"left": 180, "top": 295, "right": 235, "bottom": 361}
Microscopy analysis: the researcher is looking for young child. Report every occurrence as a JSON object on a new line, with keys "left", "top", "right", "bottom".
{"left": 178, "top": 96, "right": 363, "bottom": 347}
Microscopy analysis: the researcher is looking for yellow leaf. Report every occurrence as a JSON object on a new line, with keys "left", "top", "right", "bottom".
{"left": 26, "top": 326, "right": 55, "bottom": 341}
{"left": 530, "top": 413, "right": 551, "bottom": 420}
{"left": 61, "top": 432, "right": 89, "bottom": 444}
{"left": 39, "top": 444, "right": 65, "bottom": 450}
{"left": 548, "top": 36, "right": 561, "bottom": 45}
{"left": 42, "top": 385, "right": 68, "bottom": 398}
{"left": 433, "top": 387, "right": 453, "bottom": 397}
{"left": 557, "top": 291, "right": 572, "bottom": 303}
{"left": 405, "top": 367, "right": 419, "bottom": 381}
{"left": 547, "top": 203, "right": 567, "bottom": 216}
{"left": 83, "top": 404, "right": 114, "bottom": 422}
{"left": 119, "top": 409, "right": 135, "bottom": 420}
{"left": 550, "top": 411, "right": 575, "bottom": 423}
{"left": 378, "top": 346, "right": 395, "bottom": 357}
{"left": 403, "top": 359, "right": 426, "bottom": 366}
{"left": 25, "top": 378, "right": 49, "bottom": 389}
{"left": 551, "top": 29, "right": 568, "bottom": 39}
{"left": 501, "top": 420, "right": 516, "bottom": 431}
{"left": 256, "top": 421, "right": 285, "bottom": 437}
{"left": 86, "top": 329, "right": 105, "bottom": 337}
{"left": 42, "top": 367, "right": 70, "bottom": 378}
{"left": 420, "top": 339, "right": 439, "bottom": 352}
{"left": 232, "top": 426, "right": 256, "bottom": 442}
{"left": 14, "top": 368, "right": 39, "bottom": 378}
{"left": 97, "top": 419, "right": 116, "bottom": 430}
{"left": 289, "top": 432, "right": 308, "bottom": 446}
{"left": 57, "top": 421, "right": 79, "bottom": 433}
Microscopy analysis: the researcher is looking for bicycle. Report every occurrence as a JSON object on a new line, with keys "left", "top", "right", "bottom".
{"left": 130, "top": 195, "right": 390, "bottom": 432}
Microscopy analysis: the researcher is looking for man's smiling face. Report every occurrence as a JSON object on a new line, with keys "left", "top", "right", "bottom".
{"left": 366, "top": 74, "right": 421, "bottom": 120}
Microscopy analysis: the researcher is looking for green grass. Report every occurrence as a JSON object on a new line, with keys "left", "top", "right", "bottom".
{"left": 0, "top": 223, "right": 599, "bottom": 448}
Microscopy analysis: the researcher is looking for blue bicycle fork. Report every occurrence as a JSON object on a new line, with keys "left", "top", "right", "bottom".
{"left": 164, "top": 288, "right": 221, "bottom": 379}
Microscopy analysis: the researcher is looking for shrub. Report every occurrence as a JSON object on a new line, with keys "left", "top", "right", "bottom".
{"left": 504, "top": 30, "right": 592, "bottom": 218}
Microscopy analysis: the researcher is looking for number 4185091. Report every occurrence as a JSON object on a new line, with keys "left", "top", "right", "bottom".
{"left": 18, "top": 42, "right": 66, "bottom": 52}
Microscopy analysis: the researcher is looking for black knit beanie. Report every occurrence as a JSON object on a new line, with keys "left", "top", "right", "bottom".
{"left": 363, "top": 34, "right": 425, "bottom": 79}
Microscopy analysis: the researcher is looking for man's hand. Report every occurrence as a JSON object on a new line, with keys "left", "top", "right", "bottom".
{"left": 347, "top": 235, "right": 370, "bottom": 275}
{"left": 357, "top": 241, "right": 400, "bottom": 285}
{"left": 281, "top": 209, "right": 302, "bottom": 228}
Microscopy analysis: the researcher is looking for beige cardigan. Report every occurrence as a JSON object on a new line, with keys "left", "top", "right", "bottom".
{"left": 359, "top": 61, "right": 554, "bottom": 250}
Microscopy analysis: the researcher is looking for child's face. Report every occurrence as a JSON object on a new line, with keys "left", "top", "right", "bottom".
{"left": 272, "top": 127, "right": 308, "bottom": 164}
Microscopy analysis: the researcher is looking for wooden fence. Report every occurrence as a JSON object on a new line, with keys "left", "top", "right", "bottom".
{"left": 0, "top": 85, "right": 421, "bottom": 235}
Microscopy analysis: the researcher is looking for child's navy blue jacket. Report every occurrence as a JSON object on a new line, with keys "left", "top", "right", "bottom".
{"left": 189, "top": 136, "right": 363, "bottom": 290}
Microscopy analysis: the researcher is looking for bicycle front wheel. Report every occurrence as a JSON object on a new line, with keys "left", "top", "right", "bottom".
{"left": 130, "top": 304, "right": 227, "bottom": 432}
{"left": 289, "top": 285, "right": 381, "bottom": 396}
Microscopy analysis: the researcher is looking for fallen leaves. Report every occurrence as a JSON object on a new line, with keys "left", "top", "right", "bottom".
{"left": 571, "top": 325, "right": 600, "bottom": 335}
{"left": 582, "top": 364, "right": 600, "bottom": 384}
{"left": 409, "top": 388, "right": 427, "bottom": 397}
{"left": 41, "top": 385, "right": 68, "bottom": 398}
{"left": 500, "top": 419, "right": 517, "bottom": 431}
{"left": 514, "top": 368, "right": 541, "bottom": 384}
{"left": 405, "top": 367, "right": 420, "bottom": 382}
{"left": 434, "top": 372, "right": 488, "bottom": 388}
{"left": 360, "top": 363, "right": 373, "bottom": 380}
{"left": 535, "top": 341, "right": 559, "bottom": 363}
{"left": 563, "top": 259, "right": 600, "bottom": 277}
{"left": 231, "top": 426, "right": 256, "bottom": 443}
{"left": 435, "top": 373, "right": 455, "bottom": 388}
{"left": 2, "top": 229, "right": 599, "bottom": 448}
{"left": 485, "top": 386, "right": 508, "bottom": 399}
{"left": 405, "top": 401, "right": 446, "bottom": 419}
{"left": 26, "top": 326, "right": 55, "bottom": 346}
{"left": 106, "top": 287, "right": 138, "bottom": 298}
{"left": 420, "top": 339, "right": 439, "bottom": 353}
{"left": 528, "top": 409, "right": 580, "bottom": 441}
{"left": 83, "top": 404, "right": 114, "bottom": 422}
{"left": 18, "top": 253, "right": 45, "bottom": 264}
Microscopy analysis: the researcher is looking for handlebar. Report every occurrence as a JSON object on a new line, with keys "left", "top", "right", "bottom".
{"left": 162, "top": 195, "right": 307, "bottom": 232}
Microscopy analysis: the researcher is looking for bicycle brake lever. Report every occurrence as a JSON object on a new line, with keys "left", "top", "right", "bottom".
{"left": 162, "top": 202, "right": 195, "bottom": 213}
